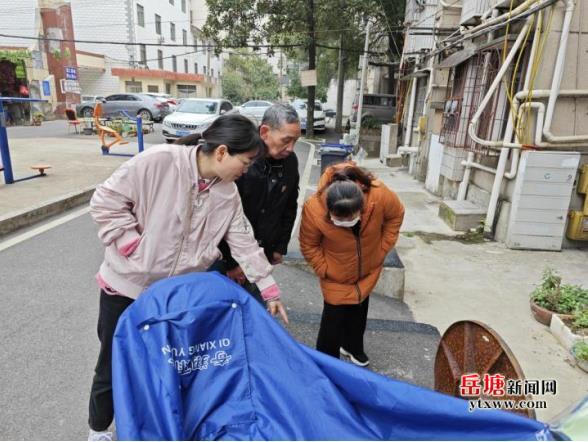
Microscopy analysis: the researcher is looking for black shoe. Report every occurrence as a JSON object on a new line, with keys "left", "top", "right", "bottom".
{"left": 340, "top": 347, "right": 370, "bottom": 367}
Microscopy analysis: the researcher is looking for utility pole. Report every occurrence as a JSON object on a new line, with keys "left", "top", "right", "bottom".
{"left": 355, "top": 20, "right": 371, "bottom": 141}
{"left": 334, "top": 0, "right": 346, "bottom": 133}
{"left": 335, "top": 27, "right": 345, "bottom": 132}
{"left": 306, "top": 0, "right": 316, "bottom": 138}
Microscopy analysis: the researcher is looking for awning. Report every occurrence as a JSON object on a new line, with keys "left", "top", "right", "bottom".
{"left": 435, "top": 46, "right": 477, "bottom": 69}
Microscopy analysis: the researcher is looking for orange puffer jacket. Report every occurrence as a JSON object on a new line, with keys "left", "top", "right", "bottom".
{"left": 299, "top": 164, "right": 405, "bottom": 305}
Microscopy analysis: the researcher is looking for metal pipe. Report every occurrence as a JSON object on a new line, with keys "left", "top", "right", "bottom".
{"left": 468, "top": 18, "right": 532, "bottom": 147}
{"left": 542, "top": 0, "right": 577, "bottom": 142}
{"left": 457, "top": 152, "right": 475, "bottom": 200}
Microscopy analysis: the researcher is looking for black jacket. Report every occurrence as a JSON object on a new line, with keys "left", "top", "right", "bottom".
{"left": 219, "top": 153, "right": 300, "bottom": 269}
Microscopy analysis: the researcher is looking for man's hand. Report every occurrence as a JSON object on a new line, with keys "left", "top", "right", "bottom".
{"left": 267, "top": 300, "right": 289, "bottom": 324}
{"left": 271, "top": 252, "right": 283, "bottom": 265}
{"left": 226, "top": 266, "right": 247, "bottom": 285}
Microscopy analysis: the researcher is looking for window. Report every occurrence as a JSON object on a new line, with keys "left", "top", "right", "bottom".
{"left": 139, "top": 44, "right": 147, "bottom": 64}
{"left": 194, "top": 63, "right": 198, "bottom": 73}
{"left": 124, "top": 82, "right": 142, "bottom": 93}
{"left": 136, "top": 4, "right": 144, "bottom": 27}
{"left": 182, "top": 29, "right": 187, "bottom": 46}
{"left": 203, "top": 65, "right": 207, "bottom": 75}
{"left": 172, "top": 55, "right": 177, "bottom": 72}
{"left": 155, "top": 14, "right": 161, "bottom": 35}
{"left": 194, "top": 37, "right": 198, "bottom": 52}
{"left": 157, "top": 50, "right": 163, "bottom": 69}
{"left": 169, "top": 0, "right": 174, "bottom": 4}
{"left": 184, "top": 59, "right": 188, "bottom": 73}
{"left": 181, "top": 0, "right": 186, "bottom": 13}
{"left": 177, "top": 84, "right": 197, "bottom": 98}
{"left": 170, "top": 23, "right": 176, "bottom": 41}
{"left": 147, "top": 85, "right": 159, "bottom": 92}
{"left": 165, "top": 83, "right": 171, "bottom": 94}
{"left": 211, "top": 68, "right": 214, "bottom": 78}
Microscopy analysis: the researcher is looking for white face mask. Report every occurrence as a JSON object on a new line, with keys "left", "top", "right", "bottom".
{"left": 331, "top": 216, "right": 360, "bottom": 228}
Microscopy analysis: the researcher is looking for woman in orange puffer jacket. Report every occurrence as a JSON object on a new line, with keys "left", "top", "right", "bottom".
{"left": 299, "top": 163, "right": 404, "bottom": 366}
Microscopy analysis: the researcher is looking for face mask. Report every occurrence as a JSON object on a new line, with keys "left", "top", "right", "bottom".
{"left": 331, "top": 216, "right": 360, "bottom": 228}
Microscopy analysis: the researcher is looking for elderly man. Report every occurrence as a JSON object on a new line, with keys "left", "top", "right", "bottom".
{"left": 217, "top": 103, "right": 302, "bottom": 302}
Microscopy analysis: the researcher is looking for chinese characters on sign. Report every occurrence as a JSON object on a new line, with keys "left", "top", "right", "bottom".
{"left": 459, "top": 373, "right": 557, "bottom": 397}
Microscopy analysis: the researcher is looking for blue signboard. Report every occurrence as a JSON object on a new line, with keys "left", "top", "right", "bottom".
{"left": 42, "top": 80, "right": 51, "bottom": 96}
{"left": 65, "top": 66, "right": 78, "bottom": 81}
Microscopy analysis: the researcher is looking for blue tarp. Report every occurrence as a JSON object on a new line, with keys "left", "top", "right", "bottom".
{"left": 112, "top": 272, "right": 552, "bottom": 440}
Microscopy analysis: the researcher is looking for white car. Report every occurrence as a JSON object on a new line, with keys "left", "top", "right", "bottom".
{"left": 238, "top": 100, "right": 273, "bottom": 121}
{"left": 291, "top": 100, "right": 326, "bottom": 132}
{"left": 144, "top": 93, "right": 178, "bottom": 113}
{"left": 162, "top": 98, "right": 234, "bottom": 142}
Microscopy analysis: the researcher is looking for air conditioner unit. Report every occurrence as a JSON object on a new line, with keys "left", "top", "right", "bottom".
{"left": 460, "top": 0, "right": 492, "bottom": 25}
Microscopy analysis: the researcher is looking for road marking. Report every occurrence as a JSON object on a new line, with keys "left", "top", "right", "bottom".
{"left": 0, "top": 206, "right": 91, "bottom": 253}
{"left": 293, "top": 140, "right": 316, "bottom": 236}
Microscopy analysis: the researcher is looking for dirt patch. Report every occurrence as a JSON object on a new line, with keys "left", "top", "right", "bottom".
{"left": 402, "top": 230, "right": 487, "bottom": 245}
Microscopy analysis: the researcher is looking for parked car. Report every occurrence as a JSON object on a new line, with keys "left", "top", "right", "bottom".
{"left": 76, "top": 93, "right": 170, "bottom": 122}
{"left": 144, "top": 93, "right": 178, "bottom": 112}
{"left": 349, "top": 93, "right": 396, "bottom": 128}
{"left": 162, "top": 98, "right": 234, "bottom": 142}
{"left": 80, "top": 95, "right": 105, "bottom": 103}
{"left": 291, "top": 99, "right": 326, "bottom": 132}
{"left": 238, "top": 100, "right": 274, "bottom": 121}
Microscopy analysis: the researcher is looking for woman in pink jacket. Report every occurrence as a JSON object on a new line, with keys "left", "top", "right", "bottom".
{"left": 87, "top": 114, "right": 288, "bottom": 441}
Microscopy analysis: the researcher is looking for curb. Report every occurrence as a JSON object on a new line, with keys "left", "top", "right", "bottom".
{"left": 284, "top": 249, "right": 405, "bottom": 301}
{"left": 0, "top": 186, "right": 96, "bottom": 238}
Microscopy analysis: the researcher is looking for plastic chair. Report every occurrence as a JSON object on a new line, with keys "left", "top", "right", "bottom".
{"left": 65, "top": 108, "right": 81, "bottom": 134}
{"left": 93, "top": 102, "right": 128, "bottom": 153}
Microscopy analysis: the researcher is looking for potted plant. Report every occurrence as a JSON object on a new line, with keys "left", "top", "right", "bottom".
{"left": 571, "top": 341, "right": 588, "bottom": 373}
{"left": 32, "top": 112, "right": 44, "bottom": 126}
{"left": 529, "top": 268, "right": 587, "bottom": 325}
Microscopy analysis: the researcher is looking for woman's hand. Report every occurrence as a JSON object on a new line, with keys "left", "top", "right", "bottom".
{"left": 267, "top": 299, "right": 289, "bottom": 324}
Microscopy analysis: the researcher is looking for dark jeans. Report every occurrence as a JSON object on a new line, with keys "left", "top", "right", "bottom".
{"left": 208, "top": 260, "right": 264, "bottom": 305}
{"left": 316, "top": 296, "right": 370, "bottom": 359}
{"left": 88, "top": 290, "right": 134, "bottom": 432}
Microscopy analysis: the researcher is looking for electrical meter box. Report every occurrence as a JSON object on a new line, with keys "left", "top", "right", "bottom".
{"left": 506, "top": 151, "right": 580, "bottom": 251}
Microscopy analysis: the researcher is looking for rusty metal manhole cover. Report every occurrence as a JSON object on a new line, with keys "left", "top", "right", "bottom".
{"left": 434, "top": 320, "right": 536, "bottom": 419}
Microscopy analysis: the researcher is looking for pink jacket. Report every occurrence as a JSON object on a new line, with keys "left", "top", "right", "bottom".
{"left": 90, "top": 144, "right": 277, "bottom": 300}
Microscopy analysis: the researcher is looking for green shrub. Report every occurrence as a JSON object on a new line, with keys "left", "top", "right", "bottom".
{"left": 531, "top": 268, "right": 588, "bottom": 314}
{"left": 572, "top": 309, "right": 588, "bottom": 330}
{"left": 572, "top": 341, "right": 588, "bottom": 361}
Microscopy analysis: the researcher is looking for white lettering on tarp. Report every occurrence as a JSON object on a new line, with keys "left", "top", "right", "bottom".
{"left": 162, "top": 338, "right": 233, "bottom": 375}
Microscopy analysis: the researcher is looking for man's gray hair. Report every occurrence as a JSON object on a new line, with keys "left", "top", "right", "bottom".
{"left": 261, "top": 103, "right": 300, "bottom": 129}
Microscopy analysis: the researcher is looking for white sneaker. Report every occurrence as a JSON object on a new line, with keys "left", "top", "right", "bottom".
{"left": 88, "top": 429, "right": 113, "bottom": 441}
{"left": 340, "top": 347, "right": 370, "bottom": 367}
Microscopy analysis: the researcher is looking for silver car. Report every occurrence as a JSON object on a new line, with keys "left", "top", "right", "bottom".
{"left": 238, "top": 100, "right": 273, "bottom": 121}
{"left": 76, "top": 93, "right": 170, "bottom": 122}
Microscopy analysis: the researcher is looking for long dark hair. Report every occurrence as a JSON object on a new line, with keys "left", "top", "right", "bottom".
{"left": 319, "top": 164, "right": 375, "bottom": 194}
{"left": 175, "top": 113, "right": 266, "bottom": 157}
{"left": 326, "top": 180, "right": 364, "bottom": 218}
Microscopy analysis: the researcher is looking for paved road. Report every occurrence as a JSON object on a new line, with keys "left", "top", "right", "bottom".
{"left": 0, "top": 133, "right": 439, "bottom": 439}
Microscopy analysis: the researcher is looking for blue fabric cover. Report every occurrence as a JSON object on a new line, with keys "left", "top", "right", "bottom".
{"left": 112, "top": 272, "right": 551, "bottom": 440}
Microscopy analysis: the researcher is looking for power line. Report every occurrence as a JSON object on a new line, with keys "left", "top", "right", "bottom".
{"left": 0, "top": 32, "right": 304, "bottom": 49}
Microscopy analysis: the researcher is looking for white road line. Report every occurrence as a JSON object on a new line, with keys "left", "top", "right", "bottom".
{"left": 293, "top": 140, "right": 316, "bottom": 235}
{"left": 0, "top": 206, "right": 91, "bottom": 253}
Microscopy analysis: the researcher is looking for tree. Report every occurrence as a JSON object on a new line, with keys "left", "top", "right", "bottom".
{"left": 203, "top": 0, "right": 404, "bottom": 134}
{"left": 221, "top": 53, "right": 279, "bottom": 104}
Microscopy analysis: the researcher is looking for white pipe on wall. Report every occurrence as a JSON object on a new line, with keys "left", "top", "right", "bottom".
{"left": 542, "top": 0, "right": 577, "bottom": 143}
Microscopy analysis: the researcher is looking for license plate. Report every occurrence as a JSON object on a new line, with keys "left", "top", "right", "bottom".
{"left": 176, "top": 130, "right": 190, "bottom": 136}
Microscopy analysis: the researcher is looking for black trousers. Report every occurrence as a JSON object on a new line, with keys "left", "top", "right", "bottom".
{"left": 316, "top": 296, "right": 370, "bottom": 359}
{"left": 88, "top": 290, "right": 134, "bottom": 432}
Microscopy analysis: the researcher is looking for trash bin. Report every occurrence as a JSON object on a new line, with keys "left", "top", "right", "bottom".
{"left": 319, "top": 143, "right": 353, "bottom": 175}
